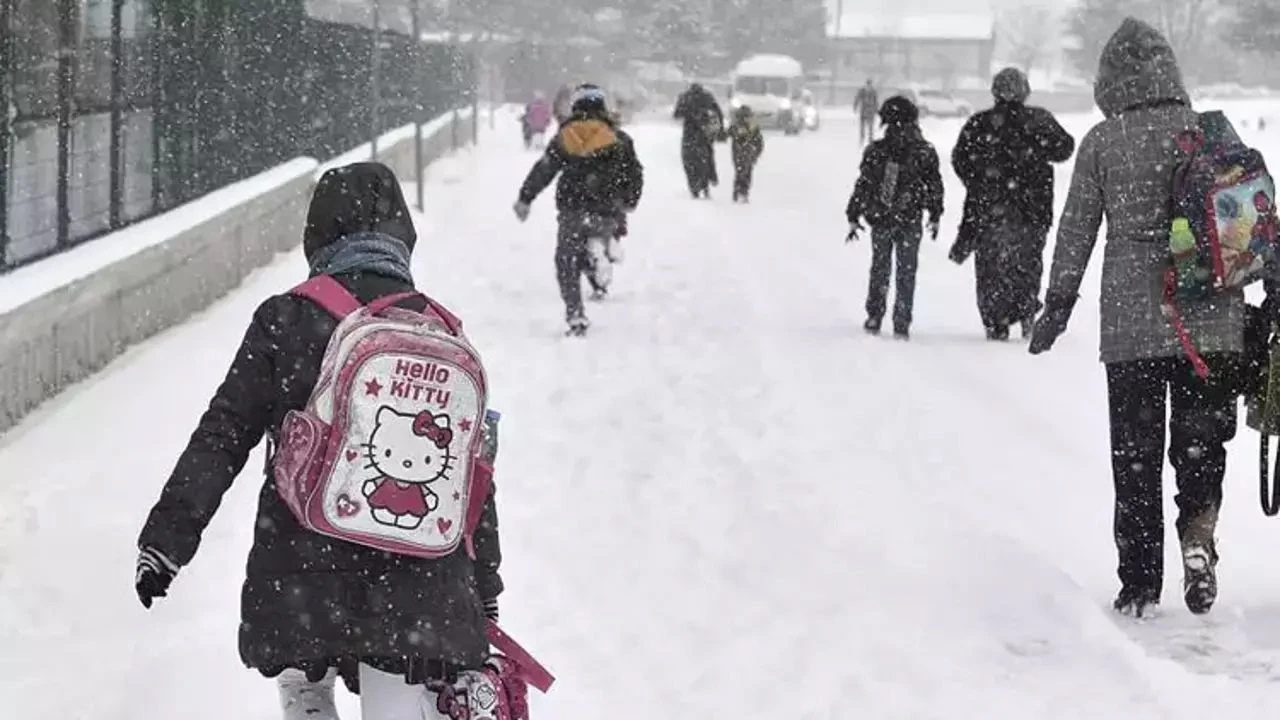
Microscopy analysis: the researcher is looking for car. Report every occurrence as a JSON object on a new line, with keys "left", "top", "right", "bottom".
{"left": 893, "top": 88, "right": 972, "bottom": 118}
{"left": 729, "top": 54, "right": 807, "bottom": 134}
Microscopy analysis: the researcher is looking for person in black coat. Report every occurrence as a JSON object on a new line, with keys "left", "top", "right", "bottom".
{"left": 514, "top": 84, "right": 644, "bottom": 334}
{"left": 846, "top": 96, "right": 944, "bottom": 340}
{"left": 950, "top": 67, "right": 1075, "bottom": 341}
{"left": 853, "top": 78, "right": 879, "bottom": 147}
{"left": 134, "top": 162, "right": 503, "bottom": 712}
{"left": 673, "top": 83, "right": 724, "bottom": 199}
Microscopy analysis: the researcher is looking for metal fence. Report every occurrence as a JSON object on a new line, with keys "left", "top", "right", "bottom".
{"left": 1, "top": 0, "right": 474, "bottom": 272}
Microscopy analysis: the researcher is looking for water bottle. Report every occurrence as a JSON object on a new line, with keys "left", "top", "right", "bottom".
{"left": 481, "top": 409, "right": 500, "bottom": 463}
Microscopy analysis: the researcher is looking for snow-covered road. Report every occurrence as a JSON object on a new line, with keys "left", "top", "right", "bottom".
{"left": 4, "top": 107, "right": 1280, "bottom": 719}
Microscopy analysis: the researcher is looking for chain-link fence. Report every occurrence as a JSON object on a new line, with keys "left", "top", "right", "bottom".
{"left": 1, "top": 0, "right": 474, "bottom": 272}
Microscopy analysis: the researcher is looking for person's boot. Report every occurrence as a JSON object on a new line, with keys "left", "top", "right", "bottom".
{"left": 985, "top": 325, "right": 1010, "bottom": 341}
{"left": 1113, "top": 585, "right": 1161, "bottom": 619}
{"left": 1019, "top": 316, "right": 1035, "bottom": 339}
{"left": 565, "top": 312, "right": 590, "bottom": 337}
{"left": 864, "top": 317, "right": 882, "bottom": 335}
{"left": 1181, "top": 507, "right": 1220, "bottom": 614}
{"left": 893, "top": 324, "right": 910, "bottom": 341}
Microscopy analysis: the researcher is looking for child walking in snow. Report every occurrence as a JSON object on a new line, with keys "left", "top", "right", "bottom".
{"left": 728, "top": 105, "right": 764, "bottom": 203}
{"left": 134, "top": 162, "right": 506, "bottom": 720}
{"left": 845, "top": 96, "right": 944, "bottom": 340}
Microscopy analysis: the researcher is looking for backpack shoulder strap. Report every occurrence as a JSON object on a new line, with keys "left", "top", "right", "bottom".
{"left": 291, "top": 275, "right": 362, "bottom": 319}
{"left": 424, "top": 297, "right": 464, "bottom": 335}
{"left": 363, "top": 292, "right": 464, "bottom": 336}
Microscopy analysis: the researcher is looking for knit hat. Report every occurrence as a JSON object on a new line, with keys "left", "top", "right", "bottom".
{"left": 878, "top": 95, "right": 919, "bottom": 126}
{"left": 992, "top": 67, "right": 1031, "bottom": 103}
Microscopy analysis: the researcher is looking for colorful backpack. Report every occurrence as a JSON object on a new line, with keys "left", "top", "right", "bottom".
{"left": 271, "top": 275, "right": 493, "bottom": 559}
{"left": 1165, "top": 110, "right": 1279, "bottom": 377}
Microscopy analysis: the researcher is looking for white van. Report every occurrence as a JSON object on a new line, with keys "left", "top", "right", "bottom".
{"left": 729, "top": 54, "right": 806, "bottom": 134}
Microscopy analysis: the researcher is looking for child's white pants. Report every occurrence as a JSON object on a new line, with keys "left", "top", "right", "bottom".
{"left": 278, "top": 664, "right": 450, "bottom": 720}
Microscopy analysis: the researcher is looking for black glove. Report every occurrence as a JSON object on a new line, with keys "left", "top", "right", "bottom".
{"left": 926, "top": 216, "right": 940, "bottom": 241}
{"left": 482, "top": 597, "right": 500, "bottom": 622}
{"left": 1029, "top": 294, "right": 1077, "bottom": 355}
{"left": 136, "top": 546, "right": 179, "bottom": 609}
{"left": 846, "top": 220, "right": 865, "bottom": 243}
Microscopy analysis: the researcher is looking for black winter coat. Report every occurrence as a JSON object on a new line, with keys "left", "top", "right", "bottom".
{"left": 518, "top": 112, "right": 644, "bottom": 217}
{"left": 138, "top": 163, "right": 502, "bottom": 686}
{"left": 952, "top": 101, "right": 1074, "bottom": 234}
{"left": 846, "top": 124, "right": 944, "bottom": 229}
{"left": 729, "top": 118, "right": 764, "bottom": 170}
{"left": 674, "top": 86, "right": 724, "bottom": 142}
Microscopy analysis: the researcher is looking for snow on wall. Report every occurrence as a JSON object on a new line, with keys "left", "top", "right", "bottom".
{"left": 0, "top": 109, "right": 476, "bottom": 433}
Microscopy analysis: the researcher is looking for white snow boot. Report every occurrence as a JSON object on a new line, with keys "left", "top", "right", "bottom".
{"left": 587, "top": 236, "right": 612, "bottom": 292}
{"left": 278, "top": 668, "right": 340, "bottom": 720}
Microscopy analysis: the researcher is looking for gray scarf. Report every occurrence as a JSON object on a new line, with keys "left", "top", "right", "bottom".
{"left": 308, "top": 232, "right": 414, "bottom": 284}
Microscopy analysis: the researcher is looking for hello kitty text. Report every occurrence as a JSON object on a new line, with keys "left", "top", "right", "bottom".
{"left": 389, "top": 359, "right": 452, "bottom": 408}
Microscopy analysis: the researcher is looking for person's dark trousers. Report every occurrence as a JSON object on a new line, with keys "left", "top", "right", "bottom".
{"left": 974, "top": 222, "right": 1044, "bottom": 330}
{"left": 865, "top": 224, "right": 922, "bottom": 331}
{"left": 555, "top": 217, "right": 592, "bottom": 320}
{"left": 859, "top": 116, "right": 876, "bottom": 147}
{"left": 1009, "top": 224, "right": 1049, "bottom": 321}
{"left": 556, "top": 213, "right": 615, "bottom": 319}
{"left": 733, "top": 160, "right": 755, "bottom": 198}
{"left": 1105, "top": 355, "right": 1238, "bottom": 600}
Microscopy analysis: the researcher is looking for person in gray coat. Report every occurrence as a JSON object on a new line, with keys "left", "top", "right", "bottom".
{"left": 1028, "top": 18, "right": 1250, "bottom": 618}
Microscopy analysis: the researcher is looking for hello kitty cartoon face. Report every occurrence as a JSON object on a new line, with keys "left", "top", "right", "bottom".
{"left": 362, "top": 407, "right": 455, "bottom": 485}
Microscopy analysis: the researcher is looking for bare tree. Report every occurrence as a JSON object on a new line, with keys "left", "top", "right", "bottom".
{"left": 998, "top": 1, "right": 1061, "bottom": 76}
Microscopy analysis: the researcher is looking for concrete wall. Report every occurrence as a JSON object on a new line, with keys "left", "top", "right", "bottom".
{"left": 0, "top": 109, "right": 475, "bottom": 433}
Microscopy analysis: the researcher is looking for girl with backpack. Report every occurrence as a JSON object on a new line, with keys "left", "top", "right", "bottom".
{"left": 134, "top": 162, "right": 507, "bottom": 719}
{"left": 1029, "top": 18, "right": 1280, "bottom": 619}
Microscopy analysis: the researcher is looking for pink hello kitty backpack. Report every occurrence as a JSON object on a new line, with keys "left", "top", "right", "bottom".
{"left": 271, "top": 275, "right": 493, "bottom": 559}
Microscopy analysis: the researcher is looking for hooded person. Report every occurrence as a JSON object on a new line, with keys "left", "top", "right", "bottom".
{"left": 845, "top": 96, "right": 944, "bottom": 339}
{"left": 673, "top": 82, "right": 725, "bottom": 198}
{"left": 950, "top": 67, "right": 1075, "bottom": 340}
{"left": 1027, "top": 18, "right": 1276, "bottom": 618}
{"left": 134, "top": 162, "right": 505, "bottom": 719}
{"left": 514, "top": 84, "right": 645, "bottom": 335}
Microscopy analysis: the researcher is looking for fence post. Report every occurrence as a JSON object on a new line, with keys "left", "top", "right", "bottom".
{"left": 0, "top": 0, "right": 12, "bottom": 266}
{"left": 55, "top": 0, "right": 74, "bottom": 247}
{"left": 370, "top": 0, "right": 381, "bottom": 159}
{"left": 411, "top": 0, "right": 423, "bottom": 210}
{"left": 108, "top": 0, "right": 125, "bottom": 228}
{"left": 452, "top": 106, "right": 459, "bottom": 150}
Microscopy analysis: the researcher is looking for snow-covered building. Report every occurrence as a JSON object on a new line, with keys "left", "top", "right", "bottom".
{"left": 826, "top": 13, "right": 996, "bottom": 88}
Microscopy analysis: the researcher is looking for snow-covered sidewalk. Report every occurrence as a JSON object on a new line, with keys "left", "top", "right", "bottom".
{"left": 3, "top": 107, "right": 1280, "bottom": 719}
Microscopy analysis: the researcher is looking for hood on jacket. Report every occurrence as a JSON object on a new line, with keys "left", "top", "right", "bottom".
{"left": 992, "top": 67, "right": 1031, "bottom": 104}
{"left": 1093, "top": 17, "right": 1189, "bottom": 118}
{"left": 559, "top": 118, "right": 619, "bottom": 157}
{"left": 879, "top": 95, "right": 919, "bottom": 127}
{"left": 304, "top": 162, "right": 416, "bottom": 263}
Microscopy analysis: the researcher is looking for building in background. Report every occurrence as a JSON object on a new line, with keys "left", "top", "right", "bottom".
{"left": 827, "top": 13, "right": 996, "bottom": 90}
{"left": 1, "top": 0, "right": 472, "bottom": 273}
